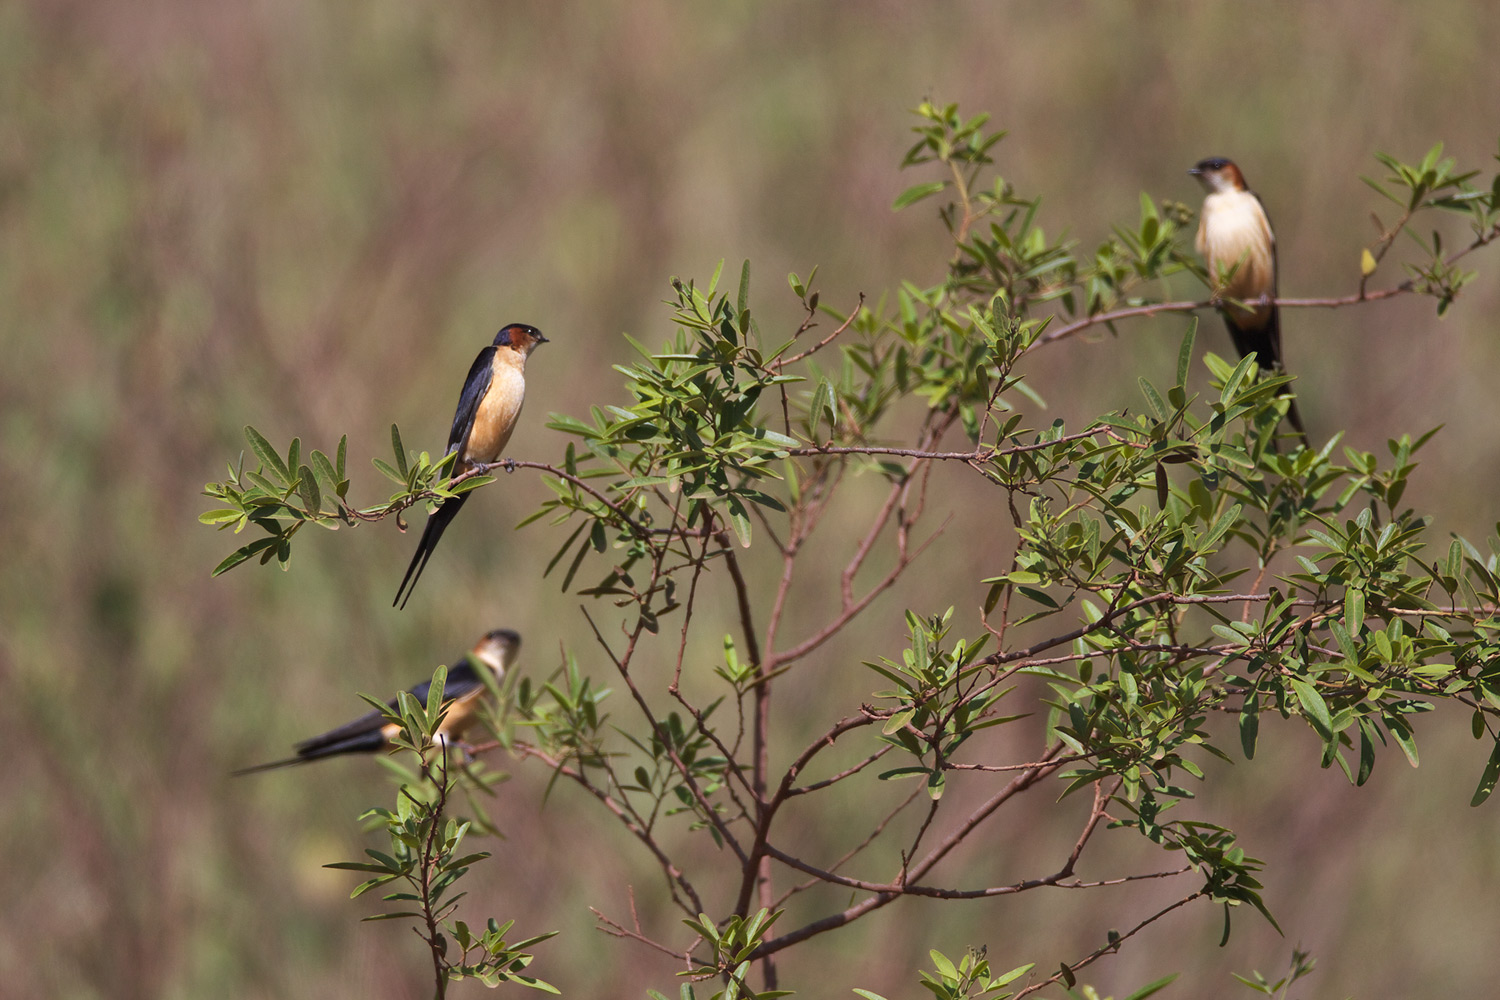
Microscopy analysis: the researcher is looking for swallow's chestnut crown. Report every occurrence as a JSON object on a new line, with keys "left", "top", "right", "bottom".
{"left": 494, "top": 323, "right": 548, "bottom": 351}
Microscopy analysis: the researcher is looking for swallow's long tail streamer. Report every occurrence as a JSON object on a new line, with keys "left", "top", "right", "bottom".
{"left": 1224, "top": 310, "right": 1310, "bottom": 451}
{"left": 232, "top": 730, "right": 388, "bottom": 776}
{"left": 394, "top": 493, "right": 471, "bottom": 610}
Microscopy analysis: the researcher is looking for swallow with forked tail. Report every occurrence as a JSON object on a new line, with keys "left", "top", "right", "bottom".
{"left": 394, "top": 323, "right": 548, "bottom": 609}
{"left": 232, "top": 628, "right": 519, "bottom": 774}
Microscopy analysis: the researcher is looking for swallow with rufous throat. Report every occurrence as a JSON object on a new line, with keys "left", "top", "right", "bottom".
{"left": 232, "top": 629, "right": 520, "bottom": 774}
{"left": 1190, "top": 157, "right": 1308, "bottom": 447}
{"left": 394, "top": 323, "right": 548, "bottom": 609}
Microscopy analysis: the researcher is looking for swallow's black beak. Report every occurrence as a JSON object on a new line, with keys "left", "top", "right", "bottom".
{"left": 1187, "top": 166, "right": 1203, "bottom": 176}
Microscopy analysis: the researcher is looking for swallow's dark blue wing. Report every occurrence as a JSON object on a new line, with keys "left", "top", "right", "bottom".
{"left": 232, "top": 658, "right": 492, "bottom": 775}
{"left": 447, "top": 346, "right": 498, "bottom": 457}
{"left": 292, "top": 707, "right": 387, "bottom": 755}
{"left": 393, "top": 492, "right": 471, "bottom": 609}
{"left": 405, "top": 659, "right": 483, "bottom": 706}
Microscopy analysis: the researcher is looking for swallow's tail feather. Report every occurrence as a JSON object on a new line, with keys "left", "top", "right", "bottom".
{"left": 393, "top": 493, "right": 470, "bottom": 610}
{"left": 231, "top": 729, "right": 389, "bottom": 776}
{"left": 1282, "top": 393, "right": 1310, "bottom": 451}
{"left": 231, "top": 756, "right": 306, "bottom": 776}
{"left": 1224, "top": 307, "right": 1284, "bottom": 372}
{"left": 1224, "top": 309, "right": 1310, "bottom": 450}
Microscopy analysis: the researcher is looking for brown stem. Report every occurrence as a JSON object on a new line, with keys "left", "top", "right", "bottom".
{"left": 514, "top": 744, "right": 707, "bottom": 916}
{"left": 1012, "top": 891, "right": 1206, "bottom": 999}
{"left": 750, "top": 744, "right": 1066, "bottom": 958}
{"left": 1034, "top": 225, "right": 1499, "bottom": 352}
{"left": 419, "top": 749, "right": 452, "bottom": 1000}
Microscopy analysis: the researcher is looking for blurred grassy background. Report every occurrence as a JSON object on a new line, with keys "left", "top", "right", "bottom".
{"left": 3, "top": 1, "right": 1500, "bottom": 996}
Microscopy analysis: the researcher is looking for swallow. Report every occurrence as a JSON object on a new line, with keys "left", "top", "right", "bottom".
{"left": 394, "top": 323, "right": 548, "bottom": 609}
{"left": 1189, "top": 157, "right": 1308, "bottom": 446}
{"left": 232, "top": 629, "right": 520, "bottom": 774}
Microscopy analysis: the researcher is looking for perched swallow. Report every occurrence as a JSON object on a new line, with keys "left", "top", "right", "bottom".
{"left": 232, "top": 629, "right": 520, "bottom": 774}
{"left": 1189, "top": 157, "right": 1308, "bottom": 445}
{"left": 394, "top": 323, "right": 548, "bottom": 609}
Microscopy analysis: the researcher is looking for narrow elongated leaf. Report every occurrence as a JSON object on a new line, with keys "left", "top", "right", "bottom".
{"left": 1384, "top": 713, "right": 1420, "bottom": 767}
{"left": 297, "top": 465, "right": 321, "bottom": 513}
{"left": 1344, "top": 587, "right": 1365, "bottom": 631}
{"left": 1239, "top": 692, "right": 1260, "bottom": 759}
{"left": 1123, "top": 974, "right": 1180, "bottom": 1000}
{"left": 1176, "top": 320, "right": 1197, "bottom": 388}
{"left": 245, "top": 425, "right": 290, "bottom": 483}
{"left": 1472, "top": 739, "right": 1500, "bottom": 806}
{"left": 1220, "top": 353, "right": 1258, "bottom": 406}
{"left": 1202, "top": 503, "right": 1243, "bottom": 549}
{"left": 426, "top": 664, "right": 448, "bottom": 728}
{"left": 892, "top": 181, "right": 947, "bottom": 210}
{"left": 1291, "top": 679, "right": 1332, "bottom": 737}
{"left": 391, "top": 424, "right": 408, "bottom": 478}
{"left": 1138, "top": 377, "right": 1168, "bottom": 420}
{"left": 211, "top": 537, "right": 278, "bottom": 576}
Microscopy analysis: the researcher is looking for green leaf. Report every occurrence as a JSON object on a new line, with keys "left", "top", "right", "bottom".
{"left": 310, "top": 449, "right": 340, "bottom": 495}
{"left": 391, "top": 424, "right": 408, "bottom": 479}
{"left": 1220, "top": 353, "right": 1258, "bottom": 406}
{"left": 297, "top": 464, "right": 321, "bottom": 513}
{"left": 1344, "top": 587, "right": 1365, "bottom": 632}
{"left": 726, "top": 495, "right": 752, "bottom": 548}
{"left": 245, "top": 425, "right": 290, "bottom": 484}
{"left": 1291, "top": 679, "right": 1332, "bottom": 738}
{"left": 892, "top": 181, "right": 947, "bottom": 211}
{"left": 810, "top": 379, "right": 834, "bottom": 439}
{"left": 1384, "top": 713, "right": 1420, "bottom": 767}
{"left": 1176, "top": 319, "right": 1198, "bottom": 389}
{"left": 1472, "top": 739, "right": 1500, "bottom": 806}
{"left": 1238, "top": 692, "right": 1260, "bottom": 759}
{"left": 427, "top": 663, "right": 449, "bottom": 728}
{"left": 1122, "top": 973, "right": 1180, "bottom": 1000}
{"left": 1138, "top": 377, "right": 1168, "bottom": 421}
{"left": 882, "top": 709, "right": 915, "bottom": 735}
{"left": 372, "top": 458, "right": 405, "bottom": 485}
{"left": 1357, "top": 719, "right": 1376, "bottom": 785}
{"left": 211, "top": 537, "right": 278, "bottom": 577}
{"left": 1202, "top": 503, "right": 1242, "bottom": 550}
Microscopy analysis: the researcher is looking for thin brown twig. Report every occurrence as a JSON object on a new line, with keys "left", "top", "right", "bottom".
{"left": 513, "top": 744, "right": 706, "bottom": 916}
{"left": 750, "top": 744, "right": 1067, "bottom": 958}
{"left": 774, "top": 294, "right": 865, "bottom": 370}
{"left": 579, "top": 605, "right": 750, "bottom": 865}
{"left": 1013, "top": 891, "right": 1206, "bottom": 999}
{"left": 771, "top": 784, "right": 927, "bottom": 909}
{"left": 591, "top": 907, "right": 693, "bottom": 963}
{"left": 1032, "top": 224, "right": 1499, "bottom": 352}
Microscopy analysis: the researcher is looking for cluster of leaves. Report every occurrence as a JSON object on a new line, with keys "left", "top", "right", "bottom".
{"left": 661, "top": 909, "right": 791, "bottom": 1000}
{"left": 856, "top": 948, "right": 1035, "bottom": 1000}
{"left": 325, "top": 664, "right": 557, "bottom": 996}
{"left": 200, "top": 423, "right": 488, "bottom": 576}
{"left": 1231, "top": 948, "right": 1316, "bottom": 1000}
{"left": 895, "top": 101, "right": 1199, "bottom": 319}
{"left": 535, "top": 262, "right": 800, "bottom": 563}
{"left": 1359, "top": 140, "right": 1500, "bottom": 310}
